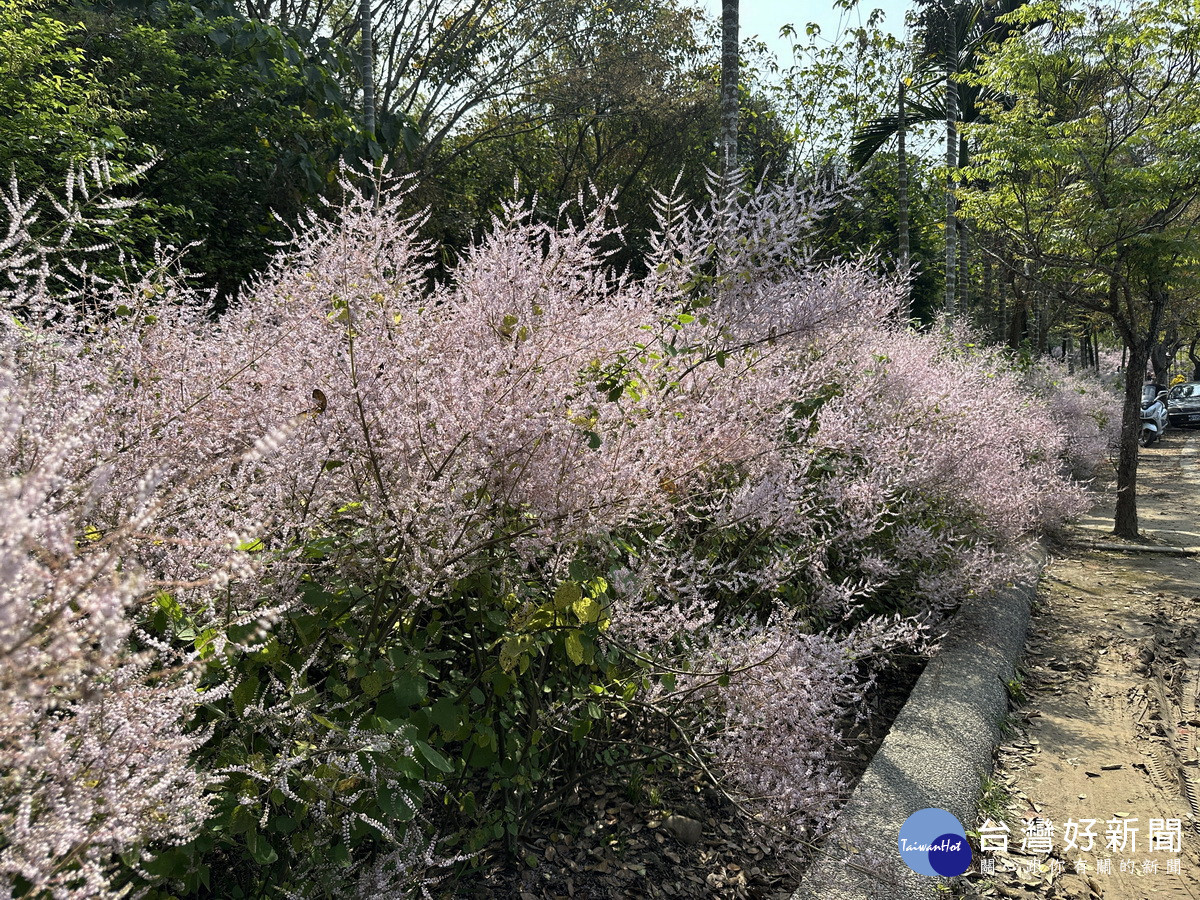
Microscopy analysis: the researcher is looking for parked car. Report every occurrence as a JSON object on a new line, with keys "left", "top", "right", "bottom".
{"left": 1167, "top": 381, "right": 1200, "bottom": 427}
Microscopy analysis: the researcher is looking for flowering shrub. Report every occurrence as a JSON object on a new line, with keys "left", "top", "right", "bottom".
{"left": 0, "top": 168, "right": 1107, "bottom": 896}
{"left": 0, "top": 334, "right": 225, "bottom": 898}
{"left": 1022, "top": 358, "right": 1121, "bottom": 479}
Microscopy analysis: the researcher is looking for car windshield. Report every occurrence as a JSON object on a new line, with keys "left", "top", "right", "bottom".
{"left": 1169, "top": 383, "right": 1200, "bottom": 400}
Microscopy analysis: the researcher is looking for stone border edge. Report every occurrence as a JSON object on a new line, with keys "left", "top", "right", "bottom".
{"left": 791, "top": 545, "right": 1049, "bottom": 900}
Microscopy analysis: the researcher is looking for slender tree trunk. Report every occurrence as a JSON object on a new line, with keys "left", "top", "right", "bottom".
{"left": 1008, "top": 299, "right": 1028, "bottom": 348}
{"left": 1114, "top": 275, "right": 1169, "bottom": 539}
{"left": 898, "top": 78, "right": 911, "bottom": 321}
{"left": 995, "top": 253, "right": 1007, "bottom": 343}
{"left": 943, "top": 75, "right": 959, "bottom": 317}
{"left": 359, "top": 0, "right": 377, "bottom": 202}
{"left": 720, "top": 0, "right": 739, "bottom": 178}
{"left": 898, "top": 80, "right": 910, "bottom": 265}
{"left": 360, "top": 0, "right": 375, "bottom": 139}
{"left": 957, "top": 136, "right": 970, "bottom": 314}
{"left": 1036, "top": 289, "right": 1050, "bottom": 353}
{"left": 982, "top": 252, "right": 995, "bottom": 336}
{"left": 958, "top": 220, "right": 970, "bottom": 315}
{"left": 1114, "top": 340, "right": 1147, "bottom": 538}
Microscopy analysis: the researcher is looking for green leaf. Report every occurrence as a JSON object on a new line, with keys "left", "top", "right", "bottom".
{"left": 572, "top": 596, "right": 602, "bottom": 625}
{"left": 415, "top": 740, "right": 454, "bottom": 773}
{"left": 142, "top": 848, "right": 188, "bottom": 877}
{"left": 195, "top": 627, "right": 219, "bottom": 659}
{"left": 246, "top": 828, "right": 278, "bottom": 865}
{"left": 311, "top": 713, "right": 344, "bottom": 732}
{"left": 360, "top": 673, "right": 383, "bottom": 698}
{"left": 229, "top": 803, "right": 259, "bottom": 835}
{"left": 429, "top": 698, "right": 462, "bottom": 734}
{"left": 391, "top": 675, "right": 428, "bottom": 707}
{"left": 499, "top": 636, "right": 527, "bottom": 673}
{"left": 270, "top": 815, "right": 297, "bottom": 834}
{"left": 565, "top": 631, "right": 584, "bottom": 666}
{"left": 232, "top": 676, "right": 260, "bottom": 715}
{"left": 553, "top": 581, "right": 582, "bottom": 611}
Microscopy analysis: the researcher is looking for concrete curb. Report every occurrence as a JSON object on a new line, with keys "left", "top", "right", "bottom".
{"left": 792, "top": 546, "right": 1048, "bottom": 900}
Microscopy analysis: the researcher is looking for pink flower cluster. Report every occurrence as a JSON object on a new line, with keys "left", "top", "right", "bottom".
{"left": 0, "top": 168, "right": 1112, "bottom": 889}
{"left": 0, "top": 369, "right": 211, "bottom": 898}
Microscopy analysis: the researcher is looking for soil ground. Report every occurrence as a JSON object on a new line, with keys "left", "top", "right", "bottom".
{"left": 958, "top": 428, "right": 1200, "bottom": 900}
{"left": 459, "top": 656, "right": 926, "bottom": 900}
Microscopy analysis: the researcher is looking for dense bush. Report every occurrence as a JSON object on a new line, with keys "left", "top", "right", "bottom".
{"left": 0, "top": 169, "right": 1117, "bottom": 898}
{"left": 0, "top": 0, "right": 362, "bottom": 303}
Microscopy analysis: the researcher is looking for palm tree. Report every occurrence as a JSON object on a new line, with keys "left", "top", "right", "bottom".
{"left": 851, "top": 0, "right": 1033, "bottom": 317}
{"left": 720, "top": 0, "right": 738, "bottom": 178}
{"left": 359, "top": 0, "right": 375, "bottom": 139}
{"left": 897, "top": 77, "right": 910, "bottom": 269}
{"left": 358, "top": 0, "right": 378, "bottom": 202}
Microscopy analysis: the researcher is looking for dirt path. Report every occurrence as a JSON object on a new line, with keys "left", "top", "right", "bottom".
{"left": 959, "top": 429, "right": 1200, "bottom": 900}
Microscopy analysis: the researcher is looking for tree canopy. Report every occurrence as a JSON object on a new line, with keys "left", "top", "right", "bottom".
{"left": 958, "top": 0, "right": 1200, "bottom": 534}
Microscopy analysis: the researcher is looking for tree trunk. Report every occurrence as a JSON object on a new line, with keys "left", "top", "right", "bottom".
{"left": 1114, "top": 275, "right": 1170, "bottom": 538}
{"left": 958, "top": 219, "right": 970, "bottom": 315}
{"left": 994, "top": 254, "right": 1007, "bottom": 343}
{"left": 957, "top": 135, "right": 970, "bottom": 314}
{"left": 1113, "top": 340, "right": 1147, "bottom": 538}
{"left": 943, "top": 75, "right": 959, "bottom": 317}
{"left": 1150, "top": 325, "right": 1179, "bottom": 387}
{"left": 720, "top": 0, "right": 739, "bottom": 178}
{"left": 359, "top": 0, "right": 376, "bottom": 203}
{"left": 898, "top": 80, "right": 910, "bottom": 266}
{"left": 1151, "top": 340, "right": 1171, "bottom": 388}
{"left": 1036, "top": 291, "right": 1050, "bottom": 353}
{"left": 360, "top": 0, "right": 375, "bottom": 139}
{"left": 1007, "top": 296, "right": 1028, "bottom": 348}
{"left": 898, "top": 78, "right": 911, "bottom": 321}
{"left": 982, "top": 252, "right": 995, "bottom": 336}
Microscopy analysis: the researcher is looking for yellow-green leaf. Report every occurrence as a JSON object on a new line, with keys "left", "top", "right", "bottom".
{"left": 565, "top": 631, "right": 584, "bottom": 666}
{"left": 572, "top": 596, "right": 601, "bottom": 624}
{"left": 499, "top": 636, "right": 524, "bottom": 673}
{"left": 554, "top": 581, "right": 582, "bottom": 611}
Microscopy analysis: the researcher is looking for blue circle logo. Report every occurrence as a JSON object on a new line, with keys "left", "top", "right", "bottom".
{"left": 898, "top": 808, "right": 972, "bottom": 876}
